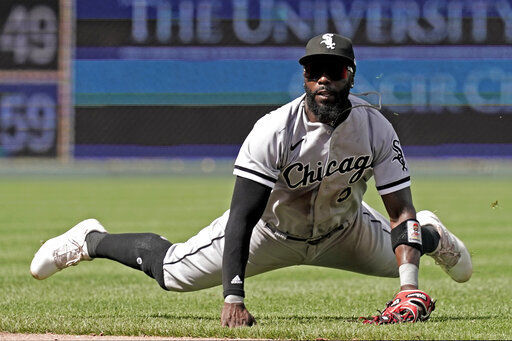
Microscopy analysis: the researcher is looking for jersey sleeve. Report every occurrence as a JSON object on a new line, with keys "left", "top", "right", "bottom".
{"left": 372, "top": 121, "right": 411, "bottom": 195}
{"left": 233, "top": 114, "right": 283, "bottom": 189}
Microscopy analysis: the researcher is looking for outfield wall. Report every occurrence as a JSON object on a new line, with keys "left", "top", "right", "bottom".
{"left": 1, "top": 0, "right": 512, "bottom": 159}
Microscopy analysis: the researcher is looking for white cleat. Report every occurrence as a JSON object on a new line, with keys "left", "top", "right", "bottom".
{"left": 417, "top": 210, "right": 472, "bottom": 283}
{"left": 30, "top": 219, "right": 107, "bottom": 280}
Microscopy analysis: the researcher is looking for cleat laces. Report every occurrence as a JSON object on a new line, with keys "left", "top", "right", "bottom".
{"left": 430, "top": 227, "right": 461, "bottom": 268}
{"left": 53, "top": 239, "right": 86, "bottom": 269}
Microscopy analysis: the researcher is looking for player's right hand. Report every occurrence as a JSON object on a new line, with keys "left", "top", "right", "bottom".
{"left": 220, "top": 302, "right": 257, "bottom": 327}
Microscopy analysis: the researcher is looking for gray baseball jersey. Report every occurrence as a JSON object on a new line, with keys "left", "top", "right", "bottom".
{"left": 234, "top": 94, "right": 410, "bottom": 239}
{"left": 162, "top": 93, "right": 410, "bottom": 291}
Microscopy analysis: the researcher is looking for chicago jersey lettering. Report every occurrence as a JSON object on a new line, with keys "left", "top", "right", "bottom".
{"left": 234, "top": 94, "right": 410, "bottom": 239}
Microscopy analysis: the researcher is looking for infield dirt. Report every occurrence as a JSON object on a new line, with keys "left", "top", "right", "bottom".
{"left": 0, "top": 333, "right": 235, "bottom": 340}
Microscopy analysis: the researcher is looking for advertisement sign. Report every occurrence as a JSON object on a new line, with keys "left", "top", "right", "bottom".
{"left": 73, "top": 0, "right": 512, "bottom": 158}
{"left": 77, "top": 0, "right": 512, "bottom": 46}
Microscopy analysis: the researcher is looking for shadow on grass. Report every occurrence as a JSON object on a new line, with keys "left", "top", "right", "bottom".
{"left": 149, "top": 313, "right": 218, "bottom": 321}
{"left": 149, "top": 313, "right": 496, "bottom": 324}
{"left": 265, "top": 315, "right": 360, "bottom": 323}
{"left": 149, "top": 313, "right": 359, "bottom": 323}
{"left": 433, "top": 315, "right": 496, "bottom": 322}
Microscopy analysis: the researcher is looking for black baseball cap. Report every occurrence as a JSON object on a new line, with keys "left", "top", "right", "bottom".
{"left": 299, "top": 33, "right": 356, "bottom": 68}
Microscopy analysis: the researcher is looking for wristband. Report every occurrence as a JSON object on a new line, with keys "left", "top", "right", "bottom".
{"left": 224, "top": 295, "right": 244, "bottom": 304}
{"left": 399, "top": 263, "right": 419, "bottom": 287}
{"left": 391, "top": 219, "right": 423, "bottom": 254}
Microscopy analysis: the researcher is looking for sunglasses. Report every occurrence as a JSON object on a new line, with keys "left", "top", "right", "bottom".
{"left": 304, "top": 62, "right": 352, "bottom": 81}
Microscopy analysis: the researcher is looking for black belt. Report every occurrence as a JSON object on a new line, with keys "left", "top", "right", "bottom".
{"left": 265, "top": 222, "right": 348, "bottom": 245}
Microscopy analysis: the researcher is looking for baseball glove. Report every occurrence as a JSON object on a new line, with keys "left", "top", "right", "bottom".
{"left": 360, "top": 290, "right": 435, "bottom": 324}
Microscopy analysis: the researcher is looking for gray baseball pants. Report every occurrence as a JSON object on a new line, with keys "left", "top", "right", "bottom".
{"left": 162, "top": 202, "right": 399, "bottom": 291}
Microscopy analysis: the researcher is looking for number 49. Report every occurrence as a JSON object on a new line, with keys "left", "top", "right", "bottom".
{"left": 0, "top": 4, "right": 57, "bottom": 65}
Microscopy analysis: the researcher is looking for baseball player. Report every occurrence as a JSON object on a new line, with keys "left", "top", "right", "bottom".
{"left": 30, "top": 33, "right": 472, "bottom": 327}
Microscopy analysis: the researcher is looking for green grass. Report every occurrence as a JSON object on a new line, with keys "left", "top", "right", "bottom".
{"left": 0, "top": 172, "right": 511, "bottom": 339}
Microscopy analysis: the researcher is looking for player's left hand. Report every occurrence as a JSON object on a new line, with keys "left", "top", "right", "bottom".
{"left": 360, "top": 290, "right": 435, "bottom": 324}
{"left": 220, "top": 302, "right": 257, "bottom": 327}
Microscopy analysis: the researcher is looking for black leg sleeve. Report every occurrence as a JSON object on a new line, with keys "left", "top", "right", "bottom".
{"left": 421, "top": 225, "right": 440, "bottom": 254}
{"left": 85, "top": 232, "right": 172, "bottom": 290}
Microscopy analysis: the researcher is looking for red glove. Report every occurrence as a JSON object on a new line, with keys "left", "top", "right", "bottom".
{"left": 361, "top": 290, "right": 436, "bottom": 324}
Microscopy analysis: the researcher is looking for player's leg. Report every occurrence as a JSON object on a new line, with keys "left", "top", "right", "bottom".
{"left": 85, "top": 231, "right": 172, "bottom": 289}
{"left": 31, "top": 211, "right": 305, "bottom": 291}
{"left": 162, "top": 210, "right": 306, "bottom": 291}
{"left": 307, "top": 202, "right": 441, "bottom": 277}
{"left": 30, "top": 219, "right": 172, "bottom": 289}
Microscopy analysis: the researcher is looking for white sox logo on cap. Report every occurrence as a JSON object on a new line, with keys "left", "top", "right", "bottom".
{"left": 299, "top": 33, "right": 355, "bottom": 67}
{"left": 320, "top": 33, "right": 336, "bottom": 50}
